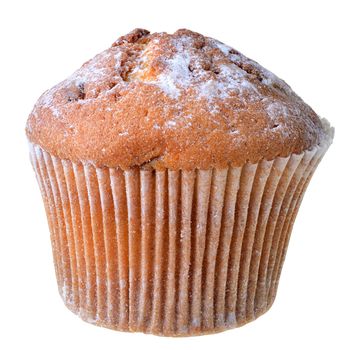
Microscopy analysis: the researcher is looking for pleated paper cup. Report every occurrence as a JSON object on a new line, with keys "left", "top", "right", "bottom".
{"left": 28, "top": 136, "right": 331, "bottom": 336}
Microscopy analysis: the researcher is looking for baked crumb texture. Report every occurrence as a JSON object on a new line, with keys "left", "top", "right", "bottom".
{"left": 26, "top": 28, "right": 332, "bottom": 170}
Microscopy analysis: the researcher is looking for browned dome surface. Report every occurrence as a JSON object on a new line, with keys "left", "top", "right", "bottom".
{"left": 26, "top": 28, "right": 331, "bottom": 170}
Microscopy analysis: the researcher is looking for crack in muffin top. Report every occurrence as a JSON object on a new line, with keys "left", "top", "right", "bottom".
{"left": 26, "top": 28, "right": 331, "bottom": 169}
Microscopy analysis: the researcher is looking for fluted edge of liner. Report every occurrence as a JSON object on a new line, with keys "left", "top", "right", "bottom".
{"left": 28, "top": 139, "right": 331, "bottom": 336}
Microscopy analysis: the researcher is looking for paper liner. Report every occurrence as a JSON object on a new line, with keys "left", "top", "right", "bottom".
{"left": 29, "top": 140, "right": 331, "bottom": 336}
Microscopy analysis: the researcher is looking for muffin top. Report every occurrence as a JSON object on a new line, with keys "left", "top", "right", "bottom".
{"left": 26, "top": 28, "right": 332, "bottom": 170}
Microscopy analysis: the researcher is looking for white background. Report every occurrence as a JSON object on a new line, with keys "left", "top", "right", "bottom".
{"left": 0, "top": 0, "right": 349, "bottom": 349}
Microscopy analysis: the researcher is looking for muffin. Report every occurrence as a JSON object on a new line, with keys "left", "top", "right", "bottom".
{"left": 26, "top": 28, "right": 333, "bottom": 336}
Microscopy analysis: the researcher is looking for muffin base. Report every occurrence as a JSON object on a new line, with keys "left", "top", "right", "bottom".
{"left": 29, "top": 139, "right": 330, "bottom": 336}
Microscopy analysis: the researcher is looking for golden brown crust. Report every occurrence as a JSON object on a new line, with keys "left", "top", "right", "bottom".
{"left": 26, "top": 28, "right": 331, "bottom": 170}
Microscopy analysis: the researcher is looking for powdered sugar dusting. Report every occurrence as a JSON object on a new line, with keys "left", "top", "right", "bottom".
{"left": 156, "top": 50, "right": 192, "bottom": 98}
{"left": 165, "top": 120, "right": 177, "bottom": 128}
{"left": 125, "top": 33, "right": 293, "bottom": 122}
{"left": 37, "top": 29, "right": 297, "bottom": 126}
{"left": 129, "top": 36, "right": 261, "bottom": 102}
{"left": 36, "top": 49, "right": 117, "bottom": 118}
{"left": 266, "top": 101, "right": 289, "bottom": 118}
{"left": 213, "top": 40, "right": 232, "bottom": 56}
{"left": 211, "top": 39, "right": 293, "bottom": 95}
{"left": 198, "top": 64, "right": 259, "bottom": 101}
